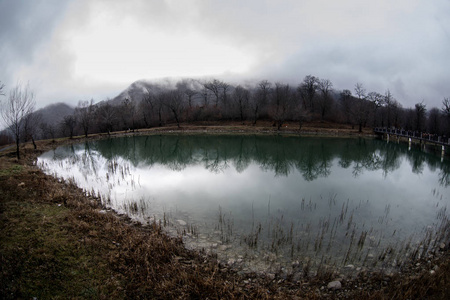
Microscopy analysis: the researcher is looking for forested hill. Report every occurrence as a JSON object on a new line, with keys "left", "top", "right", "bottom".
{"left": 1, "top": 76, "right": 449, "bottom": 147}
{"left": 34, "top": 102, "right": 74, "bottom": 127}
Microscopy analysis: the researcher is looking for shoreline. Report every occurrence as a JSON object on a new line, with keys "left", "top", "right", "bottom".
{"left": 1, "top": 124, "right": 449, "bottom": 299}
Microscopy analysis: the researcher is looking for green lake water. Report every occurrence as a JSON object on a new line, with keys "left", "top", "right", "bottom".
{"left": 38, "top": 134, "right": 450, "bottom": 275}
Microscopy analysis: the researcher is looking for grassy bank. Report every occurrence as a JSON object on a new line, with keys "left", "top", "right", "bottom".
{"left": 1, "top": 124, "right": 449, "bottom": 299}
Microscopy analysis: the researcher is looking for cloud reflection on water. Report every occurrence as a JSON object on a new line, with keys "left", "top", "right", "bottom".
{"left": 38, "top": 135, "right": 450, "bottom": 274}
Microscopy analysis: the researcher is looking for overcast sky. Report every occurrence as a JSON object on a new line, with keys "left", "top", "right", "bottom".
{"left": 1, "top": 0, "right": 449, "bottom": 109}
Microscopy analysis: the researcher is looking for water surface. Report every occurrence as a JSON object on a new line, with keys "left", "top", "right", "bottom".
{"left": 38, "top": 135, "right": 450, "bottom": 275}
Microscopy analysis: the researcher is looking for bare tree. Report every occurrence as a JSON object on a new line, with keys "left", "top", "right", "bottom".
{"left": 392, "top": 101, "right": 403, "bottom": 129}
{"left": 414, "top": 101, "right": 427, "bottom": 132}
{"left": 42, "top": 122, "right": 56, "bottom": 139}
{"left": 62, "top": 114, "right": 77, "bottom": 138}
{"left": 175, "top": 79, "right": 198, "bottom": 109}
{"left": 271, "top": 83, "right": 294, "bottom": 130}
{"left": 246, "top": 80, "right": 270, "bottom": 125}
{"left": 23, "top": 111, "right": 41, "bottom": 148}
{"left": 164, "top": 90, "right": 185, "bottom": 128}
{"left": 97, "top": 102, "right": 117, "bottom": 134}
{"left": 257, "top": 80, "right": 271, "bottom": 104}
{"left": 0, "top": 83, "right": 36, "bottom": 159}
{"left": 340, "top": 89, "right": 353, "bottom": 124}
{"left": 204, "top": 79, "right": 220, "bottom": 106}
{"left": 366, "top": 91, "right": 384, "bottom": 127}
{"left": 383, "top": 90, "right": 395, "bottom": 128}
{"left": 204, "top": 79, "right": 227, "bottom": 107}
{"left": 184, "top": 89, "right": 197, "bottom": 108}
{"left": 298, "top": 75, "right": 319, "bottom": 112}
{"left": 294, "top": 90, "right": 310, "bottom": 130}
{"left": 220, "top": 81, "right": 230, "bottom": 107}
{"left": 76, "top": 99, "right": 95, "bottom": 137}
{"left": 351, "top": 83, "right": 370, "bottom": 132}
{"left": 140, "top": 88, "right": 156, "bottom": 127}
{"left": 155, "top": 92, "right": 166, "bottom": 127}
{"left": 232, "top": 85, "right": 250, "bottom": 122}
{"left": 442, "top": 97, "right": 450, "bottom": 136}
{"left": 122, "top": 97, "right": 137, "bottom": 131}
{"left": 403, "top": 108, "right": 415, "bottom": 131}
{"left": 317, "top": 78, "right": 333, "bottom": 120}
{"left": 427, "top": 107, "right": 441, "bottom": 135}
{"left": 442, "top": 97, "right": 450, "bottom": 117}
{"left": 354, "top": 83, "right": 366, "bottom": 100}
{"left": 200, "top": 83, "right": 210, "bottom": 107}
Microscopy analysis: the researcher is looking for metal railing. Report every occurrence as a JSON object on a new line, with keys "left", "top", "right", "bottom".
{"left": 374, "top": 127, "right": 450, "bottom": 146}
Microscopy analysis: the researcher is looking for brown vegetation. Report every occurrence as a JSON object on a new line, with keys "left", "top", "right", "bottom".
{"left": 1, "top": 125, "right": 449, "bottom": 299}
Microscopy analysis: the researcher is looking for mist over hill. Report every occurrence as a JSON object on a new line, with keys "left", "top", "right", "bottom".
{"left": 0, "top": 102, "right": 75, "bottom": 146}
{"left": 1, "top": 75, "right": 449, "bottom": 149}
{"left": 34, "top": 102, "right": 74, "bottom": 127}
{"left": 108, "top": 78, "right": 200, "bottom": 106}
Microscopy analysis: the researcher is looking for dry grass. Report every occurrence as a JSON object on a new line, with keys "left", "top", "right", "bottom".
{"left": 0, "top": 124, "right": 448, "bottom": 299}
{"left": 0, "top": 146, "right": 298, "bottom": 299}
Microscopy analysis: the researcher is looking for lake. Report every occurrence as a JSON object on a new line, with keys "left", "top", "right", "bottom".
{"left": 38, "top": 134, "right": 450, "bottom": 276}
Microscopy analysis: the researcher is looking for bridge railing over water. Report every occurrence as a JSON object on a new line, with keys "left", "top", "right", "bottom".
{"left": 374, "top": 127, "right": 450, "bottom": 146}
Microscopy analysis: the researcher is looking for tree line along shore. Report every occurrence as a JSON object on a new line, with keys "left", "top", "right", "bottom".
{"left": 1, "top": 76, "right": 450, "bottom": 160}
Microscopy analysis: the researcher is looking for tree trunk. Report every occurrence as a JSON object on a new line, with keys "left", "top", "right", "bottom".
{"left": 16, "top": 139, "right": 20, "bottom": 160}
{"left": 277, "top": 121, "right": 283, "bottom": 131}
{"left": 32, "top": 136, "right": 37, "bottom": 149}
{"left": 172, "top": 110, "right": 180, "bottom": 128}
{"left": 252, "top": 106, "right": 258, "bottom": 125}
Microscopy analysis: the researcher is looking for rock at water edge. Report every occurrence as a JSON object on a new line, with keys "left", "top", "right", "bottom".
{"left": 327, "top": 281, "right": 342, "bottom": 290}
{"left": 177, "top": 219, "right": 187, "bottom": 226}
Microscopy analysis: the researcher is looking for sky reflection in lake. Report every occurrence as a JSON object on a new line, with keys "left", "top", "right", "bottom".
{"left": 38, "top": 135, "right": 450, "bottom": 274}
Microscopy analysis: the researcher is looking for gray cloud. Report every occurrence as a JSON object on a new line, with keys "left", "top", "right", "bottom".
{"left": 0, "top": 0, "right": 449, "bottom": 109}
{"left": 0, "top": 0, "right": 71, "bottom": 85}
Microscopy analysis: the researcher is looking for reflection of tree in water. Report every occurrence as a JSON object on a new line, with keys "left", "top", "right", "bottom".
{"left": 338, "top": 141, "right": 352, "bottom": 169}
{"left": 379, "top": 143, "right": 402, "bottom": 178}
{"left": 165, "top": 137, "right": 188, "bottom": 171}
{"left": 50, "top": 142, "right": 102, "bottom": 181}
{"left": 408, "top": 150, "right": 426, "bottom": 175}
{"left": 52, "top": 135, "right": 450, "bottom": 186}
{"left": 317, "top": 144, "right": 332, "bottom": 178}
{"left": 205, "top": 149, "right": 229, "bottom": 174}
{"left": 295, "top": 145, "right": 331, "bottom": 181}
{"left": 338, "top": 139, "right": 384, "bottom": 178}
{"left": 439, "top": 162, "right": 450, "bottom": 187}
{"left": 267, "top": 140, "right": 291, "bottom": 177}
{"left": 202, "top": 138, "right": 231, "bottom": 173}
{"left": 233, "top": 137, "right": 251, "bottom": 173}
{"left": 80, "top": 142, "right": 100, "bottom": 180}
{"left": 350, "top": 139, "right": 370, "bottom": 177}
